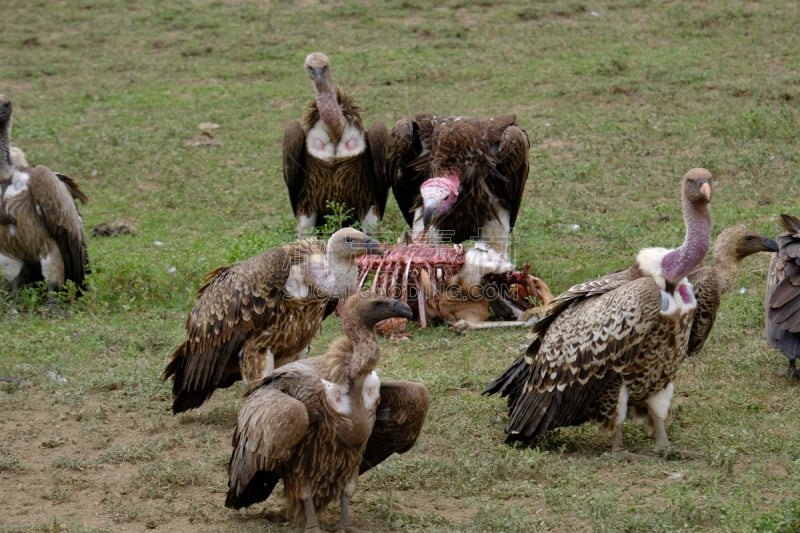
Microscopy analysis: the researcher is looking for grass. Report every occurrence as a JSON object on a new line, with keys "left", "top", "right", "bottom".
{"left": 1, "top": 0, "right": 799, "bottom": 531}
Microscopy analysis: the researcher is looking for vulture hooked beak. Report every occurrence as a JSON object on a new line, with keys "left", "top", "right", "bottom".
{"left": 762, "top": 237, "right": 779, "bottom": 253}
{"left": 389, "top": 298, "right": 414, "bottom": 320}
{"left": 362, "top": 236, "right": 384, "bottom": 257}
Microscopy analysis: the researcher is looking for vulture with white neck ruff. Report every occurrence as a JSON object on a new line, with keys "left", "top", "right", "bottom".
{"left": 283, "top": 52, "right": 388, "bottom": 235}
{"left": 485, "top": 169, "right": 714, "bottom": 460}
{"left": 765, "top": 214, "right": 800, "bottom": 378}
{"left": 387, "top": 113, "right": 529, "bottom": 254}
{"left": 226, "top": 292, "right": 428, "bottom": 533}
{"left": 163, "top": 228, "right": 383, "bottom": 414}
{"left": 0, "top": 94, "right": 88, "bottom": 294}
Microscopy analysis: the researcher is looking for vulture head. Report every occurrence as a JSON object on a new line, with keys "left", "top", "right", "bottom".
{"left": 715, "top": 225, "right": 778, "bottom": 260}
{"left": 341, "top": 291, "right": 414, "bottom": 329}
{"left": 318, "top": 227, "right": 384, "bottom": 298}
{"left": 0, "top": 95, "right": 12, "bottom": 170}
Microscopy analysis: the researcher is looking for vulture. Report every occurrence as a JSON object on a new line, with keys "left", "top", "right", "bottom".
{"left": 765, "top": 214, "right": 800, "bottom": 378}
{"left": 387, "top": 113, "right": 529, "bottom": 254}
{"left": 163, "top": 227, "right": 383, "bottom": 414}
{"left": 484, "top": 168, "right": 714, "bottom": 459}
{"left": 226, "top": 292, "right": 429, "bottom": 532}
{"left": 283, "top": 52, "right": 388, "bottom": 235}
{"left": 0, "top": 94, "right": 89, "bottom": 294}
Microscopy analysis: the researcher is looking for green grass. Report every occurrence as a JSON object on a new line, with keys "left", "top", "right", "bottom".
{"left": 1, "top": 0, "right": 800, "bottom": 531}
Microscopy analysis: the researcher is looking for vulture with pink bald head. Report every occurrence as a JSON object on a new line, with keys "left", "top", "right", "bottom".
{"left": 387, "top": 114, "right": 529, "bottom": 254}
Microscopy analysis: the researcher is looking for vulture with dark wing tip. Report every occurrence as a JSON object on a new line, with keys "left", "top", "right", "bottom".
{"left": 225, "top": 292, "right": 428, "bottom": 533}
{"left": 765, "top": 214, "right": 800, "bottom": 378}
{"left": 387, "top": 113, "right": 529, "bottom": 254}
{"left": 163, "top": 228, "right": 383, "bottom": 414}
{"left": 0, "top": 94, "right": 89, "bottom": 294}
{"left": 484, "top": 168, "right": 714, "bottom": 459}
{"left": 284, "top": 52, "right": 388, "bottom": 235}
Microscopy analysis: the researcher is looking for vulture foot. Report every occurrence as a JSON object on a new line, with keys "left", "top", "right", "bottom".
{"left": 776, "top": 360, "right": 799, "bottom": 379}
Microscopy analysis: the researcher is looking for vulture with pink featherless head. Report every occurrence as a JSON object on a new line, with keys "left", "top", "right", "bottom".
{"left": 387, "top": 113, "right": 529, "bottom": 254}
{"left": 485, "top": 168, "right": 716, "bottom": 460}
{"left": 283, "top": 52, "right": 388, "bottom": 236}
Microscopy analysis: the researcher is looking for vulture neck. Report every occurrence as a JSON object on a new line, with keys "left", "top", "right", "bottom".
{"left": 660, "top": 195, "right": 712, "bottom": 284}
{"left": 323, "top": 321, "right": 379, "bottom": 385}
{"left": 322, "top": 248, "right": 358, "bottom": 298}
{"left": 314, "top": 78, "right": 346, "bottom": 139}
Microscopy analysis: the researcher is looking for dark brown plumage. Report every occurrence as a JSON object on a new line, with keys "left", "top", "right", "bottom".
{"left": 765, "top": 214, "right": 800, "bottom": 378}
{"left": 0, "top": 94, "right": 89, "bottom": 294}
{"left": 484, "top": 169, "right": 713, "bottom": 458}
{"left": 163, "top": 228, "right": 383, "bottom": 414}
{"left": 225, "top": 293, "right": 427, "bottom": 532}
{"left": 283, "top": 52, "right": 388, "bottom": 235}
{"left": 387, "top": 113, "right": 529, "bottom": 254}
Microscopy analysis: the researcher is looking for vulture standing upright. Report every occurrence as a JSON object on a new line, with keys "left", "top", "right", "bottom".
{"left": 484, "top": 168, "right": 714, "bottom": 459}
{"left": 764, "top": 214, "right": 800, "bottom": 378}
{"left": 0, "top": 94, "right": 89, "bottom": 293}
{"left": 283, "top": 52, "right": 388, "bottom": 235}
{"left": 226, "top": 292, "right": 429, "bottom": 533}
{"left": 387, "top": 113, "right": 529, "bottom": 254}
{"left": 163, "top": 228, "right": 383, "bottom": 414}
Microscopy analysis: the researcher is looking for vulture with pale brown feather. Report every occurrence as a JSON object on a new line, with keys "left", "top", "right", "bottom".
{"left": 163, "top": 228, "right": 383, "bottom": 414}
{"left": 765, "top": 214, "right": 800, "bottom": 378}
{"left": 387, "top": 113, "right": 529, "bottom": 254}
{"left": 226, "top": 292, "right": 428, "bottom": 532}
{"left": 485, "top": 169, "right": 715, "bottom": 459}
{"left": 0, "top": 94, "right": 88, "bottom": 294}
{"left": 284, "top": 52, "right": 388, "bottom": 235}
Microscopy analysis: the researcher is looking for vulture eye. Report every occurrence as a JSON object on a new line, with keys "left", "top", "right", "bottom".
{"left": 371, "top": 301, "right": 382, "bottom": 309}
{"left": 344, "top": 236, "right": 353, "bottom": 243}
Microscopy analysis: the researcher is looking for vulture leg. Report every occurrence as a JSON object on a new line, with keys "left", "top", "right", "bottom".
{"left": 778, "top": 359, "right": 799, "bottom": 379}
{"left": 303, "top": 498, "right": 322, "bottom": 533}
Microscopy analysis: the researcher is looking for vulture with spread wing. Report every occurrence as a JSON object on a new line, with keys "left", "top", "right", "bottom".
{"left": 485, "top": 169, "right": 715, "bottom": 459}
{"left": 283, "top": 52, "right": 388, "bottom": 235}
{"left": 163, "top": 228, "right": 383, "bottom": 414}
{"left": 387, "top": 113, "right": 529, "bottom": 254}
{"left": 0, "top": 95, "right": 89, "bottom": 294}
{"left": 226, "top": 292, "right": 428, "bottom": 532}
{"left": 765, "top": 214, "right": 800, "bottom": 378}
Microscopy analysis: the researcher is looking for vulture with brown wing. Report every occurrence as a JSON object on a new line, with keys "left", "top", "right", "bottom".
{"left": 226, "top": 292, "right": 428, "bottom": 532}
{"left": 283, "top": 52, "right": 388, "bottom": 235}
{"left": 485, "top": 169, "right": 715, "bottom": 459}
{"left": 0, "top": 94, "right": 89, "bottom": 294}
{"left": 765, "top": 214, "right": 800, "bottom": 378}
{"left": 163, "top": 228, "right": 383, "bottom": 414}
{"left": 387, "top": 113, "right": 529, "bottom": 254}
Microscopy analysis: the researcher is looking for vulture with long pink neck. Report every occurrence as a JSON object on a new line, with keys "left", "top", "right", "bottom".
{"left": 765, "top": 214, "right": 800, "bottom": 378}
{"left": 0, "top": 94, "right": 88, "bottom": 294}
{"left": 283, "top": 52, "right": 388, "bottom": 235}
{"left": 484, "top": 169, "right": 714, "bottom": 459}
{"left": 387, "top": 113, "right": 529, "bottom": 254}
{"left": 163, "top": 228, "right": 383, "bottom": 414}
{"left": 225, "top": 292, "right": 428, "bottom": 532}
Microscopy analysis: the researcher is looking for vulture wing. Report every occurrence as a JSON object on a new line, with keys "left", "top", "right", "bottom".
{"left": 283, "top": 119, "right": 308, "bottom": 216}
{"left": 164, "top": 246, "right": 293, "bottom": 413}
{"left": 24, "top": 165, "right": 88, "bottom": 289}
{"left": 493, "top": 120, "right": 530, "bottom": 231}
{"left": 685, "top": 266, "right": 721, "bottom": 358}
{"left": 501, "top": 275, "right": 666, "bottom": 441}
{"left": 360, "top": 380, "right": 429, "bottom": 475}
{"left": 365, "top": 120, "right": 389, "bottom": 219}
{"left": 226, "top": 385, "right": 310, "bottom": 509}
{"left": 768, "top": 214, "right": 800, "bottom": 334}
{"left": 387, "top": 115, "right": 435, "bottom": 226}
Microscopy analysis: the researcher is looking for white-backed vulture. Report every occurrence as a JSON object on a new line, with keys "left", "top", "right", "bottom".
{"left": 283, "top": 52, "right": 388, "bottom": 235}
{"left": 484, "top": 168, "right": 713, "bottom": 459}
{"left": 226, "top": 293, "right": 428, "bottom": 533}
{"left": 387, "top": 113, "right": 529, "bottom": 254}
{"left": 765, "top": 214, "right": 800, "bottom": 378}
{"left": 163, "top": 228, "right": 383, "bottom": 414}
{"left": 0, "top": 95, "right": 88, "bottom": 294}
